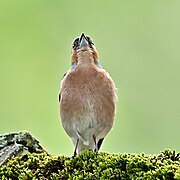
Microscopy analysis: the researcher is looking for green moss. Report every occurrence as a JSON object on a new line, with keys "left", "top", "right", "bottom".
{"left": 0, "top": 149, "right": 180, "bottom": 179}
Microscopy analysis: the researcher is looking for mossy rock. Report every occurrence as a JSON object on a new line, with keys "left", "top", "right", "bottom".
{"left": 0, "top": 149, "right": 180, "bottom": 179}
{"left": 0, "top": 131, "right": 47, "bottom": 167}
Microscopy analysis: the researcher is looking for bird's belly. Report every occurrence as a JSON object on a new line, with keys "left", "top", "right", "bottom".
{"left": 61, "top": 94, "right": 104, "bottom": 144}
{"left": 60, "top": 73, "right": 116, "bottom": 145}
{"left": 70, "top": 113, "right": 101, "bottom": 146}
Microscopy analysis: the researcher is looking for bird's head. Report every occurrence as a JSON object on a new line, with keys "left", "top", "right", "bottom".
{"left": 71, "top": 33, "right": 99, "bottom": 65}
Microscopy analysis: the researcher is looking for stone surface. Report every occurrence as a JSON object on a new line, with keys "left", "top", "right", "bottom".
{"left": 0, "top": 131, "right": 47, "bottom": 166}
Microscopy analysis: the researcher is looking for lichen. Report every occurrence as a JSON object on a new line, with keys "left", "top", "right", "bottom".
{"left": 0, "top": 149, "right": 180, "bottom": 179}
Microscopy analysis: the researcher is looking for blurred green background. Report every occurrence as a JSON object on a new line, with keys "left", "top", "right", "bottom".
{"left": 0, "top": 0, "right": 180, "bottom": 156}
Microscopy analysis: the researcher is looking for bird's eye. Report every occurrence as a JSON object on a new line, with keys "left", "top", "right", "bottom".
{"left": 86, "top": 36, "right": 94, "bottom": 45}
{"left": 72, "top": 38, "right": 79, "bottom": 50}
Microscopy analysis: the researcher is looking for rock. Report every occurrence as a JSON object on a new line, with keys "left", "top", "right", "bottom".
{"left": 0, "top": 131, "right": 47, "bottom": 166}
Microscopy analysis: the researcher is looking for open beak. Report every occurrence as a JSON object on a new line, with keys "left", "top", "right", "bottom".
{"left": 79, "top": 33, "right": 89, "bottom": 48}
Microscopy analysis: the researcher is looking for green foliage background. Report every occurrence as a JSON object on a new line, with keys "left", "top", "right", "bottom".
{"left": 0, "top": 1, "right": 180, "bottom": 156}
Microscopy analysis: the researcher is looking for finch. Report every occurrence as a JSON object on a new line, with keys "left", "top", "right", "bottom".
{"left": 59, "top": 33, "right": 117, "bottom": 156}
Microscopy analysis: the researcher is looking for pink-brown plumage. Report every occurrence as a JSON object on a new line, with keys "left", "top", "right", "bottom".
{"left": 59, "top": 33, "right": 117, "bottom": 156}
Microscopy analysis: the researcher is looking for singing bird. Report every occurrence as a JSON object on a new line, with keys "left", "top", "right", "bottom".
{"left": 59, "top": 33, "right": 117, "bottom": 156}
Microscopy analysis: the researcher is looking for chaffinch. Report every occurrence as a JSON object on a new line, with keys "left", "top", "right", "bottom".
{"left": 59, "top": 33, "right": 117, "bottom": 156}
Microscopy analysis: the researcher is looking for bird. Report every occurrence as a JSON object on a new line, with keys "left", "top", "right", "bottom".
{"left": 59, "top": 33, "right": 117, "bottom": 157}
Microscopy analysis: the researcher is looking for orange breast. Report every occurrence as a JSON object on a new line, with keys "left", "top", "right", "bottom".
{"left": 60, "top": 64, "right": 116, "bottom": 128}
